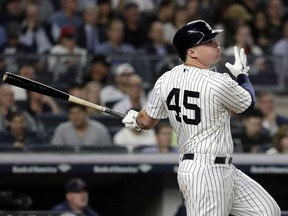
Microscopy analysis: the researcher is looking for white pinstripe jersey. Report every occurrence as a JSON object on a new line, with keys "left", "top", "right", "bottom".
{"left": 146, "top": 64, "right": 252, "bottom": 156}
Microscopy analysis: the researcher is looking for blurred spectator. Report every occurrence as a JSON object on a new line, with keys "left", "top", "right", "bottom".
{"left": 232, "top": 108, "right": 272, "bottom": 153}
{"left": 266, "top": 125, "right": 288, "bottom": 154}
{"left": 185, "top": 0, "right": 201, "bottom": 22}
{"left": 111, "top": 0, "right": 156, "bottom": 13}
{"left": 51, "top": 103, "right": 111, "bottom": 146}
{"left": 266, "top": 0, "right": 287, "bottom": 44}
{"left": 0, "top": 0, "right": 25, "bottom": 26}
{"left": 11, "top": 65, "right": 36, "bottom": 101}
{"left": 19, "top": 4, "right": 53, "bottom": 54}
{"left": 113, "top": 122, "right": 156, "bottom": 153}
{"left": 0, "top": 111, "right": 43, "bottom": 149}
{"left": 122, "top": 2, "right": 148, "bottom": 49}
{"left": 77, "top": 0, "right": 97, "bottom": 11}
{"left": 97, "top": 0, "right": 115, "bottom": 28}
{"left": 23, "top": 0, "right": 55, "bottom": 22}
{"left": 48, "top": 25, "right": 87, "bottom": 82}
{"left": 215, "top": 3, "right": 252, "bottom": 48}
{"left": 240, "top": 0, "right": 259, "bottom": 16}
{"left": 224, "top": 24, "right": 270, "bottom": 84}
{"left": 83, "top": 54, "right": 111, "bottom": 85}
{"left": 141, "top": 21, "right": 176, "bottom": 57}
{"left": 25, "top": 90, "right": 60, "bottom": 117}
{"left": 225, "top": 24, "right": 263, "bottom": 57}
{"left": 68, "top": 81, "right": 84, "bottom": 98}
{"left": 199, "top": 0, "right": 217, "bottom": 26}
{"left": 142, "top": 122, "right": 178, "bottom": 153}
{"left": 0, "top": 84, "right": 18, "bottom": 131}
{"left": 0, "top": 25, "right": 7, "bottom": 46}
{"left": 141, "top": 21, "right": 176, "bottom": 82}
{"left": 0, "top": 84, "right": 38, "bottom": 132}
{"left": 51, "top": 178, "right": 100, "bottom": 216}
{"left": 145, "top": 0, "right": 175, "bottom": 26}
{"left": 272, "top": 19, "right": 288, "bottom": 81}
{"left": 77, "top": 3, "right": 107, "bottom": 54}
{"left": 100, "top": 62, "right": 134, "bottom": 108}
{"left": 163, "top": 6, "right": 188, "bottom": 45}
{"left": 256, "top": 92, "right": 288, "bottom": 136}
{"left": 48, "top": 0, "right": 82, "bottom": 31}
{"left": 251, "top": 10, "right": 273, "bottom": 55}
{"left": 82, "top": 81, "right": 102, "bottom": 116}
{"left": 113, "top": 73, "right": 146, "bottom": 114}
{"left": 95, "top": 18, "right": 135, "bottom": 55}
{"left": 0, "top": 21, "right": 35, "bottom": 72}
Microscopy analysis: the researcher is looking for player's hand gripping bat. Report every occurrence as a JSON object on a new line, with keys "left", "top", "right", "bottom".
{"left": 2, "top": 72, "right": 126, "bottom": 119}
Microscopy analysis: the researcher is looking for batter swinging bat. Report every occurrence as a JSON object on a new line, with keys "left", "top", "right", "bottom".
{"left": 2, "top": 72, "right": 126, "bottom": 119}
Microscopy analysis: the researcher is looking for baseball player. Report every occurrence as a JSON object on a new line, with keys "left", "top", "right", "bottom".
{"left": 122, "top": 20, "right": 281, "bottom": 216}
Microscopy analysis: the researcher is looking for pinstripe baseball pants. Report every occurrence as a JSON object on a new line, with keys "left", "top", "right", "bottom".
{"left": 177, "top": 154, "right": 281, "bottom": 216}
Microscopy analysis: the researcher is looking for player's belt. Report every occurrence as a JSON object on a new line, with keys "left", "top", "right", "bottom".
{"left": 182, "top": 153, "right": 233, "bottom": 164}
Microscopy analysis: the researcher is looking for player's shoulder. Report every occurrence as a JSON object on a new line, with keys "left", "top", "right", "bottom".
{"left": 156, "top": 64, "right": 183, "bottom": 82}
{"left": 204, "top": 70, "right": 235, "bottom": 85}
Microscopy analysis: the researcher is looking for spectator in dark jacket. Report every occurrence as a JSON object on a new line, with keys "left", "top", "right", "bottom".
{"left": 51, "top": 178, "right": 100, "bottom": 216}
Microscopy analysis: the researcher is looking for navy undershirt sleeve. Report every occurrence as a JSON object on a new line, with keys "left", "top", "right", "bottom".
{"left": 237, "top": 74, "right": 255, "bottom": 113}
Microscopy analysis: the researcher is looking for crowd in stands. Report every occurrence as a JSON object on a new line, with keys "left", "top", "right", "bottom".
{"left": 0, "top": 0, "right": 288, "bottom": 154}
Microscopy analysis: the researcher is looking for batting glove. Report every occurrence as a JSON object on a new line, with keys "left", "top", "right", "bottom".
{"left": 122, "top": 110, "right": 141, "bottom": 131}
{"left": 225, "top": 46, "right": 250, "bottom": 77}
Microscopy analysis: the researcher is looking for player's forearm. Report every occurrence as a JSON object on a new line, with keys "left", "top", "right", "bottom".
{"left": 237, "top": 74, "right": 255, "bottom": 112}
{"left": 136, "top": 109, "right": 159, "bottom": 130}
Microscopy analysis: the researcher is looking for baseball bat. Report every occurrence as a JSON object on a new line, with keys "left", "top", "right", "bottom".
{"left": 2, "top": 72, "right": 126, "bottom": 119}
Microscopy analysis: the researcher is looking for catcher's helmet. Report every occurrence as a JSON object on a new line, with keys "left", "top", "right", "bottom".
{"left": 173, "top": 20, "right": 223, "bottom": 61}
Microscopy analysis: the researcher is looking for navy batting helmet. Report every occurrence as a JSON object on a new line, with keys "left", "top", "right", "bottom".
{"left": 173, "top": 20, "right": 223, "bottom": 61}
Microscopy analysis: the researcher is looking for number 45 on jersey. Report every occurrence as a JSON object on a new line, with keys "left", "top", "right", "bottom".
{"left": 166, "top": 88, "right": 201, "bottom": 125}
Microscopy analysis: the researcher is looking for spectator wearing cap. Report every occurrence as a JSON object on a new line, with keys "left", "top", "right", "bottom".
{"left": 112, "top": 73, "right": 147, "bottom": 114}
{"left": 77, "top": 3, "right": 107, "bottom": 54}
{"left": 100, "top": 63, "right": 135, "bottom": 108}
{"left": 51, "top": 178, "right": 100, "bottom": 216}
{"left": 95, "top": 18, "right": 135, "bottom": 55}
{"left": 48, "top": 25, "right": 87, "bottom": 82}
{"left": 83, "top": 54, "right": 111, "bottom": 86}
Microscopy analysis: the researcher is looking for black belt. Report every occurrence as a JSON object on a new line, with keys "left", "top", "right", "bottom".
{"left": 182, "top": 153, "right": 232, "bottom": 164}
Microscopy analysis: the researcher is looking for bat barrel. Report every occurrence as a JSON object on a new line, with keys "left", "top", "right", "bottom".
{"left": 3, "top": 72, "right": 69, "bottom": 101}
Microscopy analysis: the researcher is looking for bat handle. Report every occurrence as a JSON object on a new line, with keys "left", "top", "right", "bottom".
{"left": 104, "top": 107, "right": 126, "bottom": 119}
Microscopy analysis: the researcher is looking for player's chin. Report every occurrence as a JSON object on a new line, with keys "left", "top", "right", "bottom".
{"left": 212, "top": 53, "right": 221, "bottom": 63}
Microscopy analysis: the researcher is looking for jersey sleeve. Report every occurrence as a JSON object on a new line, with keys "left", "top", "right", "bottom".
{"left": 211, "top": 73, "right": 252, "bottom": 114}
{"left": 146, "top": 75, "right": 168, "bottom": 119}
